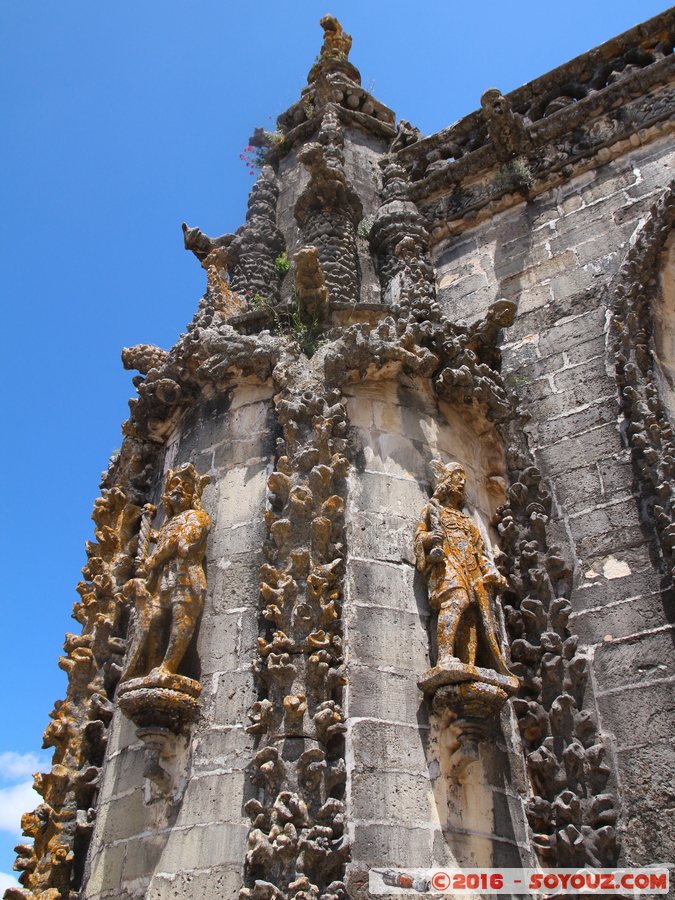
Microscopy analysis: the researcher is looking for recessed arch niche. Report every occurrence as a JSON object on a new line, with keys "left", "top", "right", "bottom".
{"left": 342, "top": 374, "right": 528, "bottom": 871}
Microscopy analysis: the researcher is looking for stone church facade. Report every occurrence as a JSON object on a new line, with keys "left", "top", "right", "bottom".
{"left": 7, "top": 9, "right": 675, "bottom": 900}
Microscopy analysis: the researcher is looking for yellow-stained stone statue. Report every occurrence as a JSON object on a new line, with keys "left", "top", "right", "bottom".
{"left": 121, "top": 463, "right": 211, "bottom": 682}
{"left": 318, "top": 14, "right": 352, "bottom": 62}
{"left": 414, "top": 460, "right": 518, "bottom": 696}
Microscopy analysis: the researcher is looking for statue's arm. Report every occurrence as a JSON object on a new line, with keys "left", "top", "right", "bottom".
{"left": 144, "top": 525, "right": 185, "bottom": 570}
{"left": 471, "top": 521, "right": 506, "bottom": 589}
{"left": 178, "top": 512, "right": 211, "bottom": 559}
{"left": 414, "top": 506, "right": 436, "bottom": 571}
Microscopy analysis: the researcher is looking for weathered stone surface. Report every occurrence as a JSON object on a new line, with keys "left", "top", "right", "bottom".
{"left": 345, "top": 664, "right": 429, "bottom": 725}
{"left": 15, "top": 11, "right": 675, "bottom": 900}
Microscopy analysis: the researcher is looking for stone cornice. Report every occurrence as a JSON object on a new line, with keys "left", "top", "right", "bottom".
{"left": 394, "top": 7, "right": 675, "bottom": 241}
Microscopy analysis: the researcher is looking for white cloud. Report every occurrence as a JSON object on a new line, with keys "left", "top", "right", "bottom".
{"left": 0, "top": 752, "right": 50, "bottom": 783}
{"left": 0, "top": 781, "right": 42, "bottom": 834}
{"left": 0, "top": 871, "right": 20, "bottom": 892}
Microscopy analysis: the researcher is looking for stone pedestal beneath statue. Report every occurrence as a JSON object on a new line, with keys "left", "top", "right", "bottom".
{"left": 418, "top": 659, "right": 518, "bottom": 696}
{"left": 419, "top": 661, "right": 518, "bottom": 782}
{"left": 117, "top": 671, "right": 202, "bottom": 799}
{"left": 117, "top": 670, "right": 202, "bottom": 732}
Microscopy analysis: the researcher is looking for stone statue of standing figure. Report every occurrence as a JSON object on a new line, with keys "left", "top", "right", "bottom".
{"left": 121, "top": 462, "right": 211, "bottom": 683}
{"left": 414, "top": 460, "right": 517, "bottom": 695}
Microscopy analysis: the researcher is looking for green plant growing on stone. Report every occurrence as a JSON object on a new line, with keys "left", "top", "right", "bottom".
{"left": 357, "top": 216, "right": 373, "bottom": 239}
{"left": 274, "top": 290, "right": 329, "bottom": 358}
{"left": 243, "top": 127, "right": 291, "bottom": 172}
{"left": 247, "top": 292, "right": 272, "bottom": 312}
{"left": 495, "top": 157, "right": 533, "bottom": 194}
{"left": 240, "top": 145, "right": 268, "bottom": 174}
{"left": 268, "top": 128, "right": 290, "bottom": 156}
{"left": 274, "top": 252, "right": 291, "bottom": 276}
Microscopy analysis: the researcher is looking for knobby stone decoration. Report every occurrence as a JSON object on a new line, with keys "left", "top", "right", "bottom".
{"left": 230, "top": 166, "right": 286, "bottom": 306}
{"left": 242, "top": 387, "right": 350, "bottom": 900}
{"left": 117, "top": 463, "right": 211, "bottom": 798}
{"left": 414, "top": 461, "right": 518, "bottom": 778}
{"left": 493, "top": 414, "right": 620, "bottom": 868}
{"left": 8, "top": 440, "right": 158, "bottom": 900}
{"left": 369, "top": 157, "right": 436, "bottom": 308}
{"left": 611, "top": 180, "right": 675, "bottom": 589}
{"left": 295, "top": 110, "right": 362, "bottom": 308}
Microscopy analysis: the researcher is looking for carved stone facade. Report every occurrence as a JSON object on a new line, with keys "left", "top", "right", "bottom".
{"left": 7, "top": 9, "right": 675, "bottom": 900}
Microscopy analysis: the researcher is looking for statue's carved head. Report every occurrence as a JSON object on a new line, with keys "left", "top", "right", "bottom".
{"left": 163, "top": 463, "right": 210, "bottom": 515}
{"left": 481, "top": 87, "right": 508, "bottom": 119}
{"left": 430, "top": 459, "right": 466, "bottom": 504}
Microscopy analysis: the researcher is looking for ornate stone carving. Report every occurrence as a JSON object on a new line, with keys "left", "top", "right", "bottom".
{"left": 229, "top": 166, "right": 286, "bottom": 306}
{"left": 242, "top": 389, "right": 350, "bottom": 900}
{"left": 610, "top": 181, "right": 675, "bottom": 586}
{"left": 494, "top": 416, "right": 620, "bottom": 868}
{"left": 416, "top": 462, "right": 515, "bottom": 681}
{"left": 317, "top": 16, "right": 352, "bottom": 63}
{"left": 275, "top": 16, "right": 396, "bottom": 151}
{"left": 295, "top": 111, "right": 362, "bottom": 306}
{"left": 182, "top": 222, "right": 234, "bottom": 265}
{"left": 119, "top": 462, "right": 210, "bottom": 687}
{"left": 19, "top": 13, "right": 675, "bottom": 891}
{"left": 369, "top": 157, "right": 435, "bottom": 308}
{"left": 307, "top": 16, "right": 358, "bottom": 85}
{"left": 394, "top": 11, "right": 675, "bottom": 241}
{"left": 415, "top": 461, "right": 517, "bottom": 772}
{"left": 480, "top": 88, "right": 532, "bottom": 162}
{"left": 6, "top": 450, "right": 158, "bottom": 899}
{"left": 182, "top": 222, "right": 247, "bottom": 319}
{"left": 121, "top": 344, "right": 169, "bottom": 379}
{"left": 292, "top": 246, "right": 330, "bottom": 325}
{"left": 389, "top": 119, "right": 423, "bottom": 153}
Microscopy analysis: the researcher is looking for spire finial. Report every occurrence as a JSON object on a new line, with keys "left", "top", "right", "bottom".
{"left": 307, "top": 15, "right": 360, "bottom": 85}
{"left": 318, "top": 15, "right": 352, "bottom": 62}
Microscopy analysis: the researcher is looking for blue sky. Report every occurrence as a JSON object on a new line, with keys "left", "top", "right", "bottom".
{"left": 0, "top": 0, "right": 667, "bottom": 886}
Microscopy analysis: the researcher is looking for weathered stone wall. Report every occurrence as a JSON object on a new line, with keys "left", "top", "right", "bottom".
{"left": 12, "top": 14, "right": 675, "bottom": 900}
{"left": 431, "top": 132, "right": 675, "bottom": 868}
{"left": 83, "top": 384, "right": 275, "bottom": 899}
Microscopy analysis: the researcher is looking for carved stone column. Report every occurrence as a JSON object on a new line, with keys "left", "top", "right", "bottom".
{"left": 294, "top": 110, "right": 363, "bottom": 307}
